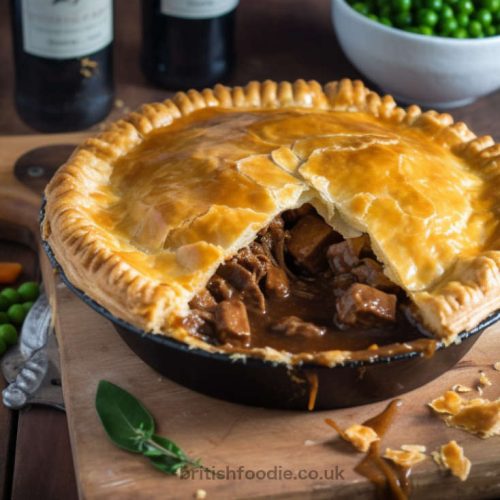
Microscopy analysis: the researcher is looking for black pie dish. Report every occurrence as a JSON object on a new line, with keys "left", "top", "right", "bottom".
{"left": 40, "top": 202, "right": 500, "bottom": 411}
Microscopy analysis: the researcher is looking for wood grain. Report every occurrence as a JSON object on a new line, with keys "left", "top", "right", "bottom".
{"left": 11, "top": 407, "right": 78, "bottom": 500}
{"left": 52, "top": 281, "right": 500, "bottom": 500}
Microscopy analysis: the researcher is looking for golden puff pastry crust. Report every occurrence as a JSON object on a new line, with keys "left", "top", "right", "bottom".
{"left": 43, "top": 79, "right": 500, "bottom": 363}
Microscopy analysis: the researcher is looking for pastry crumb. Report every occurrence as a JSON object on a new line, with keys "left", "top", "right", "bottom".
{"left": 428, "top": 390, "right": 463, "bottom": 414}
{"left": 428, "top": 390, "right": 500, "bottom": 438}
{"left": 304, "top": 439, "right": 319, "bottom": 446}
{"left": 344, "top": 424, "right": 379, "bottom": 452}
{"left": 447, "top": 399, "right": 500, "bottom": 438}
{"left": 114, "top": 98, "right": 125, "bottom": 109}
{"left": 325, "top": 419, "right": 379, "bottom": 452}
{"left": 479, "top": 371, "right": 492, "bottom": 387}
{"left": 451, "top": 384, "right": 472, "bottom": 393}
{"left": 195, "top": 489, "right": 207, "bottom": 499}
{"left": 383, "top": 447, "right": 426, "bottom": 467}
{"left": 477, "top": 385, "right": 484, "bottom": 396}
{"left": 494, "top": 362, "right": 500, "bottom": 371}
{"left": 401, "top": 444, "right": 426, "bottom": 453}
{"left": 435, "top": 441, "right": 471, "bottom": 481}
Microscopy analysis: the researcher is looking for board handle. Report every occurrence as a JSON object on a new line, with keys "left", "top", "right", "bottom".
{"left": 0, "top": 132, "right": 88, "bottom": 237}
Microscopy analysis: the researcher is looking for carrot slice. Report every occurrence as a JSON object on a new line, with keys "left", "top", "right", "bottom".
{"left": 0, "top": 263, "right": 23, "bottom": 284}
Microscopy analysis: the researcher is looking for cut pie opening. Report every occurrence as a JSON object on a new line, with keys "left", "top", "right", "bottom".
{"left": 184, "top": 204, "right": 425, "bottom": 354}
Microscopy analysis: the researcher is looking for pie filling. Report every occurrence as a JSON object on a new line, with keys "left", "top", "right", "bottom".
{"left": 184, "top": 204, "right": 425, "bottom": 354}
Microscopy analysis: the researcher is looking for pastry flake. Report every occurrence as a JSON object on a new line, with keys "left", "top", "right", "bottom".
{"left": 447, "top": 399, "right": 500, "bottom": 439}
{"left": 478, "top": 371, "right": 492, "bottom": 387}
{"left": 429, "top": 390, "right": 500, "bottom": 438}
{"left": 428, "top": 390, "right": 464, "bottom": 415}
{"left": 434, "top": 441, "right": 471, "bottom": 481}
{"left": 383, "top": 447, "right": 426, "bottom": 467}
{"left": 451, "top": 384, "right": 473, "bottom": 393}
{"left": 325, "top": 419, "right": 379, "bottom": 452}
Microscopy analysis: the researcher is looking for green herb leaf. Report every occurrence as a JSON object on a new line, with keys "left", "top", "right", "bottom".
{"left": 95, "top": 380, "right": 203, "bottom": 476}
{"left": 150, "top": 434, "right": 188, "bottom": 461}
{"left": 95, "top": 380, "right": 155, "bottom": 453}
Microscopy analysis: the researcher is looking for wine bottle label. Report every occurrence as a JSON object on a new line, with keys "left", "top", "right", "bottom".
{"left": 160, "top": 0, "right": 239, "bottom": 19}
{"left": 21, "top": 0, "right": 113, "bottom": 59}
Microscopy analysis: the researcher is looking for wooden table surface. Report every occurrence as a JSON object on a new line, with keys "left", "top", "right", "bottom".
{"left": 0, "top": 1, "right": 498, "bottom": 499}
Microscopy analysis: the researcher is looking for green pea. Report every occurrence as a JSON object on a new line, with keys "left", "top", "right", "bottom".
{"left": 0, "top": 324, "right": 17, "bottom": 346}
{"left": 380, "top": 16, "right": 393, "bottom": 25}
{"left": 456, "top": 12, "right": 469, "bottom": 26}
{"left": 392, "top": 0, "right": 412, "bottom": 11}
{"left": 0, "top": 296, "right": 9, "bottom": 313}
{"left": 468, "top": 19, "right": 484, "bottom": 36}
{"left": 419, "top": 25, "right": 434, "bottom": 34}
{"left": 0, "top": 337, "right": 6, "bottom": 356}
{"left": 481, "top": 0, "right": 500, "bottom": 12}
{"left": 0, "top": 288, "right": 21, "bottom": 307}
{"left": 441, "top": 5, "right": 455, "bottom": 18}
{"left": 485, "top": 24, "right": 497, "bottom": 34}
{"left": 7, "top": 304, "right": 26, "bottom": 325}
{"left": 368, "top": 13, "right": 379, "bottom": 21}
{"left": 0, "top": 312, "right": 9, "bottom": 324}
{"left": 475, "top": 8, "right": 493, "bottom": 26}
{"left": 395, "top": 11, "right": 413, "bottom": 25}
{"left": 353, "top": 2, "right": 371, "bottom": 15}
{"left": 417, "top": 8, "right": 439, "bottom": 26}
{"left": 17, "top": 282, "right": 40, "bottom": 302}
{"left": 22, "top": 301, "right": 34, "bottom": 313}
{"left": 457, "top": 0, "right": 474, "bottom": 15}
{"left": 425, "top": 0, "right": 443, "bottom": 10}
{"left": 452, "top": 26, "right": 469, "bottom": 37}
{"left": 440, "top": 16, "right": 459, "bottom": 33}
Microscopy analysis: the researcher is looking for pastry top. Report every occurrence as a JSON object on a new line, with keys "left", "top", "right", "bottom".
{"left": 43, "top": 79, "right": 500, "bottom": 363}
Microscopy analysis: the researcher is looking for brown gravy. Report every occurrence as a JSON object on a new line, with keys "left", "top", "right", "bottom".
{"left": 355, "top": 400, "right": 411, "bottom": 500}
{"left": 247, "top": 282, "right": 423, "bottom": 354}
{"left": 186, "top": 205, "right": 435, "bottom": 360}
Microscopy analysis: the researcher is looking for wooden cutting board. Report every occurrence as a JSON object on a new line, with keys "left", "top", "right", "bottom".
{"left": 1, "top": 134, "right": 499, "bottom": 499}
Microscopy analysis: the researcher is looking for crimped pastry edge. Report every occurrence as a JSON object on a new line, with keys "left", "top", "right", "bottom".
{"left": 42, "top": 79, "right": 500, "bottom": 364}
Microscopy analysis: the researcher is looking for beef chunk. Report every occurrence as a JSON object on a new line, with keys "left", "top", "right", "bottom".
{"left": 207, "top": 275, "right": 234, "bottom": 301}
{"left": 215, "top": 300, "right": 251, "bottom": 346}
{"left": 327, "top": 235, "right": 368, "bottom": 274}
{"left": 272, "top": 316, "right": 326, "bottom": 338}
{"left": 189, "top": 288, "right": 217, "bottom": 310}
{"left": 234, "top": 246, "right": 270, "bottom": 282}
{"left": 330, "top": 273, "right": 357, "bottom": 298}
{"left": 287, "top": 214, "right": 339, "bottom": 273}
{"left": 217, "top": 262, "right": 266, "bottom": 312}
{"left": 351, "top": 258, "right": 398, "bottom": 292}
{"left": 265, "top": 266, "right": 290, "bottom": 298}
{"left": 336, "top": 283, "right": 397, "bottom": 327}
{"left": 183, "top": 309, "right": 215, "bottom": 339}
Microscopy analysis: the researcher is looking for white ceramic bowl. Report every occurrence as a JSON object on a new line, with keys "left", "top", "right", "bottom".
{"left": 332, "top": 0, "right": 500, "bottom": 108}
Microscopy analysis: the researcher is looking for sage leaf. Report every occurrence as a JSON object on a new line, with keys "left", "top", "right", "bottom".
{"left": 95, "top": 380, "right": 203, "bottom": 476}
{"left": 148, "top": 455, "right": 187, "bottom": 476}
{"left": 151, "top": 434, "right": 188, "bottom": 461}
{"left": 96, "top": 380, "right": 155, "bottom": 452}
